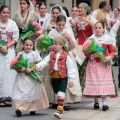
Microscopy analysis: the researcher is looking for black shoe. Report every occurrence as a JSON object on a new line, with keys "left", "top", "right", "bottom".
{"left": 102, "top": 105, "right": 109, "bottom": 111}
{"left": 30, "top": 111, "right": 36, "bottom": 115}
{"left": 15, "top": 109, "right": 22, "bottom": 117}
{"left": 94, "top": 103, "right": 99, "bottom": 109}
{"left": 64, "top": 105, "right": 70, "bottom": 111}
{"left": 51, "top": 104, "right": 58, "bottom": 108}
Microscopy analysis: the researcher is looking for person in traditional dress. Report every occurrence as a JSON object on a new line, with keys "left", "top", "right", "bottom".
{"left": 68, "top": 6, "right": 79, "bottom": 38}
{"left": 83, "top": 21, "right": 117, "bottom": 111}
{"left": 75, "top": 2, "right": 97, "bottom": 64}
{"left": 36, "top": 36, "right": 76, "bottom": 119}
{"left": 91, "top": 1, "right": 111, "bottom": 33}
{"left": 76, "top": 3, "right": 97, "bottom": 88}
{"left": 13, "top": 0, "right": 39, "bottom": 53}
{"left": 0, "top": 5, "right": 19, "bottom": 106}
{"left": 68, "top": 6, "right": 79, "bottom": 21}
{"left": 47, "top": 15, "right": 82, "bottom": 109}
{"left": 30, "top": 0, "right": 36, "bottom": 7}
{"left": 38, "top": 3, "right": 49, "bottom": 27}
{"left": 12, "top": 38, "right": 49, "bottom": 117}
{"left": 110, "top": 19, "right": 120, "bottom": 88}
{"left": 110, "top": 8, "right": 120, "bottom": 66}
{"left": 41, "top": 5, "right": 81, "bottom": 110}
{"left": 110, "top": 7, "right": 120, "bottom": 27}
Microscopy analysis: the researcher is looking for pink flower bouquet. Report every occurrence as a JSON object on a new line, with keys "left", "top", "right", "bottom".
{"left": 83, "top": 38, "right": 110, "bottom": 65}
{"left": 11, "top": 55, "right": 42, "bottom": 84}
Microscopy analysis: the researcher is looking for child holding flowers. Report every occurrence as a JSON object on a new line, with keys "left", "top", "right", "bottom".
{"left": 12, "top": 38, "right": 49, "bottom": 117}
{"left": 82, "top": 21, "right": 117, "bottom": 111}
{"left": 36, "top": 36, "right": 76, "bottom": 119}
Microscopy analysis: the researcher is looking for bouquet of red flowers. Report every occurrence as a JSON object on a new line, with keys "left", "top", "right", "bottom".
{"left": 10, "top": 55, "right": 42, "bottom": 84}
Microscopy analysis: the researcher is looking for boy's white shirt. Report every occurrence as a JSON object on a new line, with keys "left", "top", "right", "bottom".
{"left": 36, "top": 50, "right": 76, "bottom": 82}
{"left": 110, "top": 19, "right": 120, "bottom": 46}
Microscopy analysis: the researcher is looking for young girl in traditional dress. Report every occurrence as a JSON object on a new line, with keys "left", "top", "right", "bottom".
{"left": 12, "top": 38, "right": 49, "bottom": 117}
{"left": 83, "top": 21, "right": 117, "bottom": 111}
{"left": 0, "top": 5, "right": 19, "bottom": 106}
{"left": 36, "top": 36, "right": 76, "bottom": 119}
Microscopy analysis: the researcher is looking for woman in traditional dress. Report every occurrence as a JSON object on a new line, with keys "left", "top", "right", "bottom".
{"left": 13, "top": 0, "right": 39, "bottom": 53}
{"left": 41, "top": 5, "right": 82, "bottom": 110}
{"left": 76, "top": 3, "right": 97, "bottom": 92}
{"left": 0, "top": 5, "right": 19, "bottom": 106}
{"left": 75, "top": 2, "right": 97, "bottom": 64}
{"left": 83, "top": 21, "right": 117, "bottom": 111}
{"left": 38, "top": 3, "right": 49, "bottom": 26}
{"left": 68, "top": 6, "right": 79, "bottom": 21}
{"left": 110, "top": 7, "right": 120, "bottom": 27}
{"left": 68, "top": 6, "right": 79, "bottom": 38}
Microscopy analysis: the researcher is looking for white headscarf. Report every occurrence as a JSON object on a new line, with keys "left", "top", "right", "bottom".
{"left": 42, "top": 5, "right": 71, "bottom": 31}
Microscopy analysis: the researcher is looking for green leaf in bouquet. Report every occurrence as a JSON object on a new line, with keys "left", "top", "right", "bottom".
{"left": 2, "top": 50, "right": 8, "bottom": 55}
{"left": 0, "top": 40, "right": 8, "bottom": 47}
{"left": 28, "top": 71, "right": 42, "bottom": 84}
{"left": 11, "top": 55, "right": 27, "bottom": 71}
{"left": 98, "top": 52, "right": 111, "bottom": 65}
{"left": 37, "top": 33, "right": 53, "bottom": 52}
{"left": 20, "top": 31, "right": 33, "bottom": 41}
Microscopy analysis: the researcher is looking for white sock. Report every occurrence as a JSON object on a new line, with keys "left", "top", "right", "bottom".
{"left": 94, "top": 98, "right": 99, "bottom": 103}
{"left": 102, "top": 98, "right": 107, "bottom": 106}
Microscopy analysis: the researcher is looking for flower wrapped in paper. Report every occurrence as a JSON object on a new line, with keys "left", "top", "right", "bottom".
{"left": 0, "top": 40, "right": 8, "bottom": 55}
{"left": 82, "top": 38, "right": 110, "bottom": 65}
{"left": 20, "top": 22, "right": 43, "bottom": 41}
{"left": 10, "top": 55, "right": 42, "bottom": 84}
{"left": 37, "top": 33, "right": 53, "bottom": 52}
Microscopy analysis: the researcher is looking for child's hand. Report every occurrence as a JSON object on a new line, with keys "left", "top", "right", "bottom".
{"left": 68, "top": 82, "right": 74, "bottom": 88}
{"left": 34, "top": 67, "right": 39, "bottom": 71}
{"left": 26, "top": 68, "right": 32, "bottom": 74}
{"left": 17, "top": 67, "right": 26, "bottom": 72}
{"left": 62, "top": 32, "right": 70, "bottom": 39}
{"left": 91, "top": 53, "right": 99, "bottom": 59}
{"left": 104, "top": 56, "right": 111, "bottom": 62}
{"left": 0, "top": 46, "right": 7, "bottom": 52}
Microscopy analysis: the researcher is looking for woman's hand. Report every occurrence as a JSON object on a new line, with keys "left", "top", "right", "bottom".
{"left": 100, "top": 18, "right": 107, "bottom": 23}
{"left": 104, "top": 56, "right": 112, "bottom": 63}
{"left": 26, "top": 68, "right": 32, "bottom": 74}
{"left": 79, "top": 16, "right": 88, "bottom": 22}
{"left": 68, "top": 82, "right": 74, "bottom": 88}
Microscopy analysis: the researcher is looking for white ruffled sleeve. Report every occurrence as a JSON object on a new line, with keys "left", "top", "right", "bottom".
{"left": 66, "top": 55, "right": 76, "bottom": 82}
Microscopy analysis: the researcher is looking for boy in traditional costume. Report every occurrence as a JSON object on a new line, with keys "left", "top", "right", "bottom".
{"left": 36, "top": 36, "right": 76, "bottom": 119}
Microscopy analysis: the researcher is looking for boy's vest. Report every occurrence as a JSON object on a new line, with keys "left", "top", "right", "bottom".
{"left": 50, "top": 51, "right": 68, "bottom": 78}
